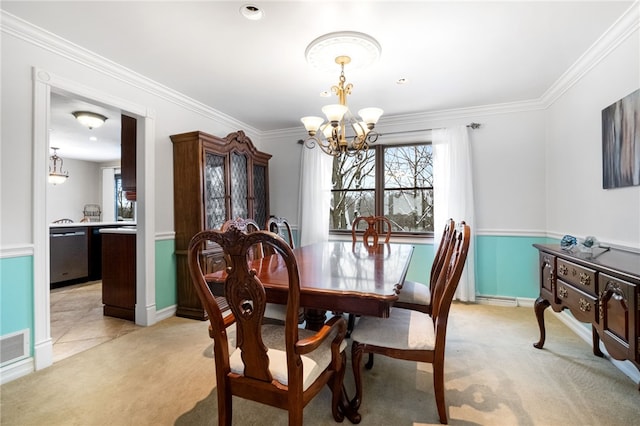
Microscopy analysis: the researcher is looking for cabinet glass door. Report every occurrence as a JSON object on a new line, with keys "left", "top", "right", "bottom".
{"left": 205, "top": 152, "right": 226, "bottom": 229}
{"left": 254, "top": 164, "right": 267, "bottom": 227}
{"left": 230, "top": 152, "right": 248, "bottom": 219}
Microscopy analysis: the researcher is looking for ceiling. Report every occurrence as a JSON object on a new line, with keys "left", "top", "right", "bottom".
{"left": 3, "top": 1, "right": 634, "bottom": 162}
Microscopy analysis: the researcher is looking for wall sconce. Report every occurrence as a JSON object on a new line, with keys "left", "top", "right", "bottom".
{"left": 49, "top": 147, "right": 69, "bottom": 185}
{"left": 72, "top": 111, "right": 107, "bottom": 129}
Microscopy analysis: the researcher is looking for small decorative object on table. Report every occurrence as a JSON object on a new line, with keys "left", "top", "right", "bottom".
{"left": 560, "top": 235, "right": 577, "bottom": 251}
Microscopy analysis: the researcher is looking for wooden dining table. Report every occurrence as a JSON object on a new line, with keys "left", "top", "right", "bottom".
{"left": 244, "top": 240, "right": 415, "bottom": 330}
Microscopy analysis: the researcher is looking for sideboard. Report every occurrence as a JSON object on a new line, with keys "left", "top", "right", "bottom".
{"left": 533, "top": 243, "right": 640, "bottom": 387}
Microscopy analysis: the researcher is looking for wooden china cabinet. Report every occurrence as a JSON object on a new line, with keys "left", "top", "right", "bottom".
{"left": 171, "top": 130, "right": 271, "bottom": 319}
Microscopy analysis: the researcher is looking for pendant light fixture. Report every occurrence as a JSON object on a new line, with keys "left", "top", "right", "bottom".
{"left": 48, "top": 147, "right": 69, "bottom": 185}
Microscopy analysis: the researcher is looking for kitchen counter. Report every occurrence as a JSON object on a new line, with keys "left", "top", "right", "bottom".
{"left": 50, "top": 221, "right": 135, "bottom": 228}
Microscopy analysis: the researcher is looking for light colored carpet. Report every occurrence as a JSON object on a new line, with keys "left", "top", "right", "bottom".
{"left": 1, "top": 303, "right": 638, "bottom": 425}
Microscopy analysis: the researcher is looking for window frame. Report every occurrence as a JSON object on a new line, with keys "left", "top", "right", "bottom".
{"left": 330, "top": 141, "right": 434, "bottom": 238}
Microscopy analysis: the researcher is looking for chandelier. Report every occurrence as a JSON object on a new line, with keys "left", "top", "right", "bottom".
{"left": 301, "top": 32, "right": 383, "bottom": 161}
{"left": 49, "top": 147, "right": 69, "bottom": 185}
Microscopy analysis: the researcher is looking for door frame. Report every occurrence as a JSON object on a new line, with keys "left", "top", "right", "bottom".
{"left": 32, "top": 67, "right": 157, "bottom": 370}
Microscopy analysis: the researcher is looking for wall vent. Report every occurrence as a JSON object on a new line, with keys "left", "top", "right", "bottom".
{"left": 0, "top": 329, "right": 29, "bottom": 366}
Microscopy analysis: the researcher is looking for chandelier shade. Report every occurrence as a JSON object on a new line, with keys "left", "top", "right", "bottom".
{"left": 48, "top": 147, "right": 69, "bottom": 185}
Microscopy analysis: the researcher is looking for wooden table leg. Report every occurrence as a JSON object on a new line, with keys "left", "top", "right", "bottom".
{"left": 304, "top": 308, "right": 327, "bottom": 331}
{"left": 533, "top": 296, "right": 550, "bottom": 349}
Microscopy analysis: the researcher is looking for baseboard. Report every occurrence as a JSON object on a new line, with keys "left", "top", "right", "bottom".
{"left": 0, "top": 357, "right": 34, "bottom": 385}
{"left": 155, "top": 304, "right": 177, "bottom": 322}
{"left": 475, "top": 295, "right": 536, "bottom": 308}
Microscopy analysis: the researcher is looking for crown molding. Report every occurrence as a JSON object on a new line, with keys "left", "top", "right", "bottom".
{"left": 539, "top": 1, "right": 640, "bottom": 107}
{"left": 1, "top": 11, "right": 258, "bottom": 137}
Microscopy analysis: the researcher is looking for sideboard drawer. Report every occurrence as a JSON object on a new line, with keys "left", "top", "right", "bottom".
{"left": 557, "top": 280, "right": 598, "bottom": 324}
{"left": 556, "top": 258, "right": 597, "bottom": 296}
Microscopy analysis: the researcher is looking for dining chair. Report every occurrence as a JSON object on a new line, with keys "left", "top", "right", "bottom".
{"left": 266, "top": 216, "right": 295, "bottom": 250}
{"left": 350, "top": 222, "right": 471, "bottom": 424}
{"left": 351, "top": 215, "right": 392, "bottom": 248}
{"left": 346, "top": 215, "right": 393, "bottom": 335}
{"left": 52, "top": 218, "right": 74, "bottom": 223}
{"left": 188, "top": 227, "right": 348, "bottom": 426}
{"left": 265, "top": 216, "right": 304, "bottom": 324}
{"left": 394, "top": 218, "right": 456, "bottom": 314}
{"left": 221, "top": 217, "right": 263, "bottom": 259}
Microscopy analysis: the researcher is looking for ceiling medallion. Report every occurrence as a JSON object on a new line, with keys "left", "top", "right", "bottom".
{"left": 305, "top": 31, "right": 382, "bottom": 73}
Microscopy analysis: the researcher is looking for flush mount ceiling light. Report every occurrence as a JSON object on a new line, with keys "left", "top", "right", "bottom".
{"left": 305, "top": 31, "right": 381, "bottom": 73}
{"left": 240, "top": 4, "right": 264, "bottom": 20}
{"left": 48, "top": 147, "right": 69, "bottom": 185}
{"left": 72, "top": 111, "right": 107, "bottom": 129}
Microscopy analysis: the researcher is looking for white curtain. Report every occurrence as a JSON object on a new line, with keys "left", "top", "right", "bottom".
{"left": 297, "top": 144, "right": 332, "bottom": 246}
{"left": 432, "top": 126, "right": 476, "bottom": 302}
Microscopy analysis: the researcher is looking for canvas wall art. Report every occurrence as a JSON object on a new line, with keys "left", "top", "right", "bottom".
{"left": 602, "top": 88, "right": 639, "bottom": 189}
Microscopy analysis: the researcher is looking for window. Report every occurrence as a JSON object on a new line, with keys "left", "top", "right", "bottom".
{"left": 329, "top": 143, "right": 433, "bottom": 234}
{"left": 114, "top": 173, "right": 135, "bottom": 221}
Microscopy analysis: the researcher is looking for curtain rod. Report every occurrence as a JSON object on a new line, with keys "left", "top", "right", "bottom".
{"left": 379, "top": 122, "right": 481, "bottom": 137}
{"left": 297, "top": 122, "right": 481, "bottom": 143}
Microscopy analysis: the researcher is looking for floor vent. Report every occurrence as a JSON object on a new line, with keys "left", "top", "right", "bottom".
{"left": 0, "top": 330, "right": 29, "bottom": 366}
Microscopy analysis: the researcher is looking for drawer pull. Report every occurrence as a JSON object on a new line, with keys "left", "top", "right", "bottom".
{"left": 558, "top": 264, "right": 568, "bottom": 276}
{"left": 558, "top": 286, "right": 568, "bottom": 299}
{"left": 578, "top": 298, "right": 591, "bottom": 312}
{"left": 579, "top": 272, "right": 591, "bottom": 286}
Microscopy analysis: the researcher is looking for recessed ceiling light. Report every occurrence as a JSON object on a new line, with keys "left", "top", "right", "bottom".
{"left": 89, "top": 136, "right": 98, "bottom": 141}
{"left": 396, "top": 78, "right": 409, "bottom": 85}
{"left": 240, "top": 4, "right": 264, "bottom": 21}
{"left": 320, "top": 91, "right": 331, "bottom": 98}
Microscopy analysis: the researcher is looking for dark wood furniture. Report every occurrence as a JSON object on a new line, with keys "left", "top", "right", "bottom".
{"left": 350, "top": 223, "right": 471, "bottom": 425}
{"left": 351, "top": 215, "right": 392, "bottom": 248}
{"left": 50, "top": 227, "right": 89, "bottom": 285}
{"left": 188, "top": 228, "right": 348, "bottom": 425}
{"left": 101, "top": 230, "right": 136, "bottom": 321}
{"left": 121, "top": 114, "right": 137, "bottom": 201}
{"left": 171, "top": 130, "right": 271, "bottom": 320}
{"left": 533, "top": 243, "right": 640, "bottom": 387}
{"left": 266, "top": 216, "right": 295, "bottom": 251}
{"left": 247, "top": 241, "right": 414, "bottom": 330}
{"left": 394, "top": 218, "right": 456, "bottom": 314}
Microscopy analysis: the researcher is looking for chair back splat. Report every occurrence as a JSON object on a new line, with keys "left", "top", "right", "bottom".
{"left": 350, "top": 222, "right": 471, "bottom": 424}
{"left": 351, "top": 215, "right": 392, "bottom": 248}
{"left": 188, "top": 227, "right": 347, "bottom": 425}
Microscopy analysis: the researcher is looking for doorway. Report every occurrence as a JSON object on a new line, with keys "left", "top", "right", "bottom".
{"left": 32, "top": 67, "right": 156, "bottom": 370}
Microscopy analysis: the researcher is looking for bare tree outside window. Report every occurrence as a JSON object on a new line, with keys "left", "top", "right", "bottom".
{"left": 115, "top": 174, "right": 135, "bottom": 221}
{"left": 329, "top": 143, "right": 433, "bottom": 233}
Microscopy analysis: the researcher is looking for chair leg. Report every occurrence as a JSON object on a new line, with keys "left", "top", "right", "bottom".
{"left": 329, "top": 352, "right": 346, "bottom": 423}
{"left": 365, "top": 353, "right": 374, "bottom": 369}
{"left": 350, "top": 341, "right": 365, "bottom": 411}
{"left": 433, "top": 358, "right": 448, "bottom": 424}
{"left": 347, "top": 314, "right": 356, "bottom": 337}
{"left": 217, "top": 381, "right": 232, "bottom": 426}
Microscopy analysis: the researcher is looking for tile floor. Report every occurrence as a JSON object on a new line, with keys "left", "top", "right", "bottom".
{"left": 50, "top": 281, "right": 141, "bottom": 363}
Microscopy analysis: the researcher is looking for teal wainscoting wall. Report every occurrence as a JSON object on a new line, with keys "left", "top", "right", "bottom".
{"left": 155, "top": 239, "right": 177, "bottom": 310}
{"left": 0, "top": 255, "right": 34, "bottom": 356}
{"left": 402, "top": 235, "right": 553, "bottom": 299}
{"left": 475, "top": 235, "right": 553, "bottom": 299}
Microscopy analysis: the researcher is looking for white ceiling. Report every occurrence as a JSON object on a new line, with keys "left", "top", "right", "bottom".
{"left": 3, "top": 1, "right": 635, "bottom": 162}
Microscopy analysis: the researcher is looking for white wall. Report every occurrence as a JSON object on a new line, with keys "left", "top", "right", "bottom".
{"left": 546, "top": 29, "right": 640, "bottom": 248}
{"left": 46, "top": 158, "right": 102, "bottom": 223}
